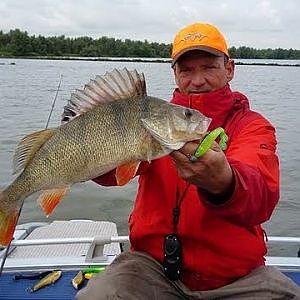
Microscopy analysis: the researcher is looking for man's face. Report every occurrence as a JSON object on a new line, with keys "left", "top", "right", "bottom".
{"left": 173, "top": 50, "right": 235, "bottom": 95}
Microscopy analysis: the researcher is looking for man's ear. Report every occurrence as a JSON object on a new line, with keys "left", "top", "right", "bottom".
{"left": 226, "top": 59, "right": 235, "bottom": 82}
{"left": 173, "top": 64, "right": 180, "bottom": 87}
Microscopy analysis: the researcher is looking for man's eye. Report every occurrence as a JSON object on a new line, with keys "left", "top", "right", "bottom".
{"left": 179, "top": 68, "right": 191, "bottom": 73}
{"left": 205, "top": 65, "right": 216, "bottom": 69}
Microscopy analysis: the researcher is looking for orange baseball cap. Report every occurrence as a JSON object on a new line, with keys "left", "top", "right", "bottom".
{"left": 171, "top": 23, "right": 229, "bottom": 66}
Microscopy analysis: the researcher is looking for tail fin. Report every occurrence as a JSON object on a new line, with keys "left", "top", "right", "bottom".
{"left": 0, "top": 191, "right": 21, "bottom": 246}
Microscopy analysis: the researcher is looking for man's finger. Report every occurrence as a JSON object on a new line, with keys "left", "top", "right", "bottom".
{"left": 170, "top": 149, "right": 190, "bottom": 161}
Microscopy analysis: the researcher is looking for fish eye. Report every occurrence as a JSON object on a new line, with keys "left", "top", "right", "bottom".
{"left": 184, "top": 109, "right": 193, "bottom": 118}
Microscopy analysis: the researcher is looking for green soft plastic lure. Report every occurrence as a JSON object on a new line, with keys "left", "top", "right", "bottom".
{"left": 191, "top": 127, "right": 228, "bottom": 161}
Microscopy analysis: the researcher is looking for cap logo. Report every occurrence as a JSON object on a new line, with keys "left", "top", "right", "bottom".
{"left": 180, "top": 32, "right": 207, "bottom": 44}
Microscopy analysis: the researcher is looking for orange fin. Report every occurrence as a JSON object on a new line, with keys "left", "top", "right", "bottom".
{"left": 0, "top": 192, "right": 20, "bottom": 246}
{"left": 116, "top": 161, "right": 140, "bottom": 186}
{"left": 38, "top": 187, "right": 69, "bottom": 217}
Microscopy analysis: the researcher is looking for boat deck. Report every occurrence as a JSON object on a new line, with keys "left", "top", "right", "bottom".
{"left": 1, "top": 220, "right": 123, "bottom": 271}
{"left": 0, "top": 271, "right": 79, "bottom": 300}
{"left": 0, "top": 220, "right": 299, "bottom": 299}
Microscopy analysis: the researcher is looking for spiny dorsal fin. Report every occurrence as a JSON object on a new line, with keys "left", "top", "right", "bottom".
{"left": 61, "top": 68, "right": 146, "bottom": 124}
{"left": 13, "top": 128, "right": 56, "bottom": 174}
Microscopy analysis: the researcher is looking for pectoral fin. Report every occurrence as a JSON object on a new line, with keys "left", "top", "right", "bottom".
{"left": 116, "top": 161, "right": 140, "bottom": 186}
{"left": 38, "top": 187, "right": 70, "bottom": 217}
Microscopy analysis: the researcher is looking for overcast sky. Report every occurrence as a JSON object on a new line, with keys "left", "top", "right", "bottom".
{"left": 0, "top": 0, "right": 299, "bottom": 49}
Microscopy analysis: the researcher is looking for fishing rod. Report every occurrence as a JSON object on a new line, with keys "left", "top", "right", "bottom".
{"left": 46, "top": 74, "right": 63, "bottom": 128}
{"left": 0, "top": 74, "right": 63, "bottom": 276}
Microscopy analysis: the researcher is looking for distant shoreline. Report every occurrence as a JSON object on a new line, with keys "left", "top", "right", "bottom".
{"left": 1, "top": 56, "right": 300, "bottom": 67}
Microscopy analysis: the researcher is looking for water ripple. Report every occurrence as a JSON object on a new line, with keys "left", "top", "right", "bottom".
{"left": 0, "top": 58, "right": 299, "bottom": 245}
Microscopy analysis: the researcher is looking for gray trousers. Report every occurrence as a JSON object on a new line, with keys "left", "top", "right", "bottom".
{"left": 76, "top": 251, "right": 300, "bottom": 300}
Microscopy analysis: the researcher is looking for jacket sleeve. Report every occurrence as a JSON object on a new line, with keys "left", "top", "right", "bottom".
{"left": 203, "top": 118, "right": 279, "bottom": 227}
{"left": 92, "top": 169, "right": 118, "bottom": 186}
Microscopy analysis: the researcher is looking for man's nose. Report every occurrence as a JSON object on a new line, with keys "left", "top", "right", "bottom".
{"left": 191, "top": 72, "right": 205, "bottom": 88}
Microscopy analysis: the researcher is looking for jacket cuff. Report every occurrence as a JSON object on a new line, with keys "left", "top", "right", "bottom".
{"left": 198, "top": 164, "right": 239, "bottom": 205}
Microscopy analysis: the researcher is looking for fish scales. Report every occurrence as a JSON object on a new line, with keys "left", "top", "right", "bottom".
{"left": 21, "top": 98, "right": 146, "bottom": 188}
{"left": 0, "top": 68, "right": 211, "bottom": 246}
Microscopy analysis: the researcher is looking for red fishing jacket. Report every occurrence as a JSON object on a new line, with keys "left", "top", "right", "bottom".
{"left": 94, "top": 84, "right": 280, "bottom": 291}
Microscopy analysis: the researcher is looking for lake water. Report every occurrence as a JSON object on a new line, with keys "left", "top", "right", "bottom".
{"left": 0, "top": 58, "right": 299, "bottom": 255}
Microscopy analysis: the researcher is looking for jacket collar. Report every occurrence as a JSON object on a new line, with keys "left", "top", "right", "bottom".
{"left": 171, "top": 84, "right": 245, "bottom": 130}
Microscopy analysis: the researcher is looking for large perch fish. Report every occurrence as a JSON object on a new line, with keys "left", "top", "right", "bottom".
{"left": 0, "top": 68, "right": 211, "bottom": 246}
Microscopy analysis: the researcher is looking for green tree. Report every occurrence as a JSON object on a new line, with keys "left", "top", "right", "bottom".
{"left": 0, "top": 29, "right": 299, "bottom": 59}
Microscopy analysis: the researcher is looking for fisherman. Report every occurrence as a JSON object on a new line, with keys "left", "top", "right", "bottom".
{"left": 76, "top": 23, "right": 300, "bottom": 299}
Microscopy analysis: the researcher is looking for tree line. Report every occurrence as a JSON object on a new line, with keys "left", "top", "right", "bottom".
{"left": 1, "top": 29, "right": 299, "bottom": 60}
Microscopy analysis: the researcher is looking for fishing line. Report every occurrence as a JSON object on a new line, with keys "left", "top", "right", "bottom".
{"left": 0, "top": 74, "right": 63, "bottom": 277}
{"left": 46, "top": 74, "right": 63, "bottom": 128}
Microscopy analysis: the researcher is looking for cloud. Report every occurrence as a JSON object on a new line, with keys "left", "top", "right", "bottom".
{"left": 0, "top": 0, "right": 299, "bottom": 49}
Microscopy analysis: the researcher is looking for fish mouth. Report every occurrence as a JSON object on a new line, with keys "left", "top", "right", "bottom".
{"left": 192, "top": 122, "right": 210, "bottom": 136}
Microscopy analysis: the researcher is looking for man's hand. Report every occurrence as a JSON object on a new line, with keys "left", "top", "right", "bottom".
{"left": 170, "top": 141, "right": 234, "bottom": 197}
